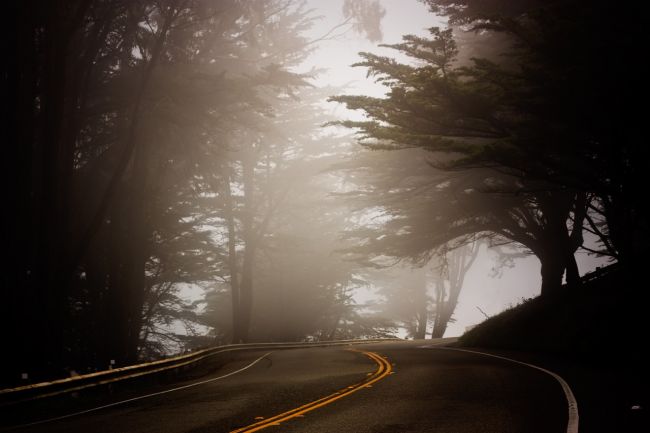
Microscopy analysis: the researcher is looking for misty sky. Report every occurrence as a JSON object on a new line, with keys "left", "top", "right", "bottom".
{"left": 302, "top": 0, "right": 437, "bottom": 89}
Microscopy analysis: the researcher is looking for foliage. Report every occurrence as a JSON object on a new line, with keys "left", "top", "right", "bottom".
{"left": 330, "top": 8, "right": 616, "bottom": 295}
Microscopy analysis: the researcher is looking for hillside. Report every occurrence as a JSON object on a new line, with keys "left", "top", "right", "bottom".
{"left": 459, "top": 264, "right": 642, "bottom": 362}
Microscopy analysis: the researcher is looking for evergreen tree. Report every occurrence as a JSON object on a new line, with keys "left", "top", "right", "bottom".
{"left": 330, "top": 25, "right": 588, "bottom": 296}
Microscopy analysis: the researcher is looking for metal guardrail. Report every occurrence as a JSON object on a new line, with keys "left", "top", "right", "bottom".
{"left": 0, "top": 338, "right": 400, "bottom": 404}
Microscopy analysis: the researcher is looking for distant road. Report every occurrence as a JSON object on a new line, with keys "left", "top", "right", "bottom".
{"left": 2, "top": 340, "right": 573, "bottom": 433}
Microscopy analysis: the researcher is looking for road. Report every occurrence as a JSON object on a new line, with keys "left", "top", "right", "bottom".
{"left": 2, "top": 340, "right": 576, "bottom": 433}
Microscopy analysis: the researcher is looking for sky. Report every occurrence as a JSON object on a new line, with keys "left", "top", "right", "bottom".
{"left": 302, "top": 0, "right": 440, "bottom": 96}
{"left": 298, "top": 0, "right": 611, "bottom": 338}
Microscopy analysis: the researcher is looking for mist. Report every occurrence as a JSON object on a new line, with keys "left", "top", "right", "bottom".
{"left": 3, "top": 0, "right": 641, "bottom": 391}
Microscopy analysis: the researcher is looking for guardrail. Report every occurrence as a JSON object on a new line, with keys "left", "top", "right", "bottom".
{"left": 0, "top": 338, "right": 400, "bottom": 405}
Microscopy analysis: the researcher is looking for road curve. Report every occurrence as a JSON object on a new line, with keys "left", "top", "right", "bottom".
{"left": 1, "top": 340, "right": 573, "bottom": 433}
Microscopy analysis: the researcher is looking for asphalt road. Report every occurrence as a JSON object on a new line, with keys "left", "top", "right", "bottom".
{"left": 1, "top": 340, "right": 577, "bottom": 433}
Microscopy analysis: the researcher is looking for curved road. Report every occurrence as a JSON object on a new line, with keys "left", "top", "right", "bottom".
{"left": 2, "top": 340, "right": 574, "bottom": 433}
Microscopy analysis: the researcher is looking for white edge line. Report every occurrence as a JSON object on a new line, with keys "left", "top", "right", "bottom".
{"left": 432, "top": 347, "right": 579, "bottom": 433}
{"left": 5, "top": 352, "right": 274, "bottom": 430}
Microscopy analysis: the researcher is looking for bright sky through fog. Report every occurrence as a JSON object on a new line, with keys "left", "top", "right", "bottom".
{"left": 300, "top": 0, "right": 610, "bottom": 338}
{"left": 302, "top": 0, "right": 439, "bottom": 96}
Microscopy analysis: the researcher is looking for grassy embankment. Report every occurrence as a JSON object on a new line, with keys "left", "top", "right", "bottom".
{"left": 459, "top": 264, "right": 642, "bottom": 361}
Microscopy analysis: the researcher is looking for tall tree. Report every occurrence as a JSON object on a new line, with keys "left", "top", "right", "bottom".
{"left": 430, "top": 242, "right": 480, "bottom": 338}
{"left": 330, "top": 26, "right": 588, "bottom": 296}
{"left": 418, "top": 0, "right": 646, "bottom": 266}
{"left": 369, "top": 242, "right": 479, "bottom": 339}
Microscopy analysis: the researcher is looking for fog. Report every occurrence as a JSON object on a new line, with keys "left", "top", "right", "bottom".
{"left": 5, "top": 0, "right": 632, "bottom": 384}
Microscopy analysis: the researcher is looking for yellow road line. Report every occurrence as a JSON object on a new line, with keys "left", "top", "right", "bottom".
{"left": 230, "top": 350, "right": 392, "bottom": 433}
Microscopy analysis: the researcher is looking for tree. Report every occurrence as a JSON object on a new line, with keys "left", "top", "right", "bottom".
{"left": 195, "top": 84, "right": 395, "bottom": 343}
{"left": 195, "top": 0, "right": 388, "bottom": 344}
{"left": 4, "top": 0, "right": 202, "bottom": 379}
{"left": 343, "top": 0, "right": 386, "bottom": 42}
{"left": 418, "top": 0, "right": 647, "bottom": 267}
{"left": 1, "top": 0, "right": 324, "bottom": 383}
{"left": 330, "top": 25, "right": 589, "bottom": 296}
{"left": 430, "top": 242, "right": 480, "bottom": 338}
{"left": 369, "top": 242, "right": 479, "bottom": 339}
{"left": 373, "top": 266, "right": 430, "bottom": 340}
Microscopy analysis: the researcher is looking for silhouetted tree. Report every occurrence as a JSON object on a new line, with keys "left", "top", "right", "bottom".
{"left": 430, "top": 242, "right": 480, "bottom": 338}
{"left": 1, "top": 0, "right": 333, "bottom": 384}
{"left": 369, "top": 242, "right": 479, "bottom": 339}
{"left": 419, "top": 0, "right": 646, "bottom": 267}
{"left": 330, "top": 25, "right": 588, "bottom": 296}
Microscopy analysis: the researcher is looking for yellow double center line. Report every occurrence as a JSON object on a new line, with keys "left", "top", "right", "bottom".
{"left": 230, "top": 349, "right": 392, "bottom": 432}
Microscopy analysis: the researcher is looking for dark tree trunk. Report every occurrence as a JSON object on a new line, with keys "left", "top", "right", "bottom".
{"left": 222, "top": 170, "right": 241, "bottom": 344}
{"left": 238, "top": 152, "right": 256, "bottom": 343}
{"left": 431, "top": 321, "right": 447, "bottom": 339}
{"left": 84, "top": 249, "right": 109, "bottom": 370}
{"left": 431, "top": 243, "right": 479, "bottom": 339}
{"left": 105, "top": 196, "right": 130, "bottom": 366}
{"left": 565, "top": 253, "right": 580, "bottom": 287}
{"left": 121, "top": 170, "right": 150, "bottom": 362}
{"left": 35, "top": 1, "right": 76, "bottom": 376}
{"left": 565, "top": 191, "right": 586, "bottom": 288}
{"left": 539, "top": 252, "right": 564, "bottom": 297}
{"left": 328, "top": 315, "right": 341, "bottom": 340}
{"left": 3, "top": 1, "right": 41, "bottom": 385}
{"left": 535, "top": 192, "right": 576, "bottom": 297}
{"left": 239, "top": 250, "right": 255, "bottom": 343}
{"left": 414, "top": 301, "right": 428, "bottom": 339}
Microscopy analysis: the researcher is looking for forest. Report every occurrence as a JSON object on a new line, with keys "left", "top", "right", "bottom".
{"left": 2, "top": 0, "right": 645, "bottom": 388}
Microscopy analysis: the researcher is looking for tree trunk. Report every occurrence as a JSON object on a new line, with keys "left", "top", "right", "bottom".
{"left": 431, "top": 321, "right": 447, "bottom": 339}
{"left": 222, "top": 170, "right": 241, "bottom": 344}
{"left": 431, "top": 243, "right": 479, "bottom": 339}
{"left": 565, "top": 191, "right": 586, "bottom": 288}
{"left": 328, "top": 315, "right": 341, "bottom": 340}
{"left": 120, "top": 116, "right": 154, "bottom": 363}
{"left": 35, "top": 1, "right": 74, "bottom": 376}
{"left": 565, "top": 253, "right": 580, "bottom": 287}
{"left": 4, "top": 2, "right": 40, "bottom": 384}
{"left": 238, "top": 151, "right": 256, "bottom": 343}
{"left": 239, "top": 250, "right": 255, "bottom": 343}
{"left": 414, "top": 301, "right": 428, "bottom": 339}
{"left": 105, "top": 196, "right": 130, "bottom": 367}
{"left": 539, "top": 253, "right": 564, "bottom": 297}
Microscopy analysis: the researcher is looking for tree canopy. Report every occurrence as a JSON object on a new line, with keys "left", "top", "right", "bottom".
{"left": 330, "top": 0, "right": 643, "bottom": 296}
